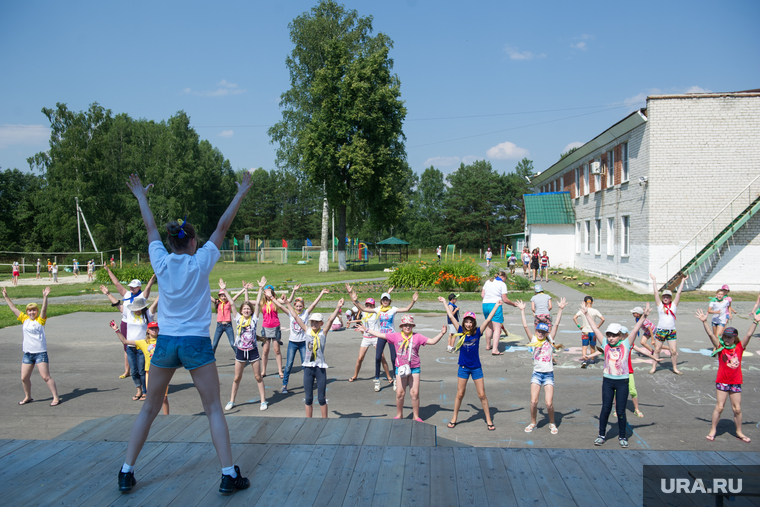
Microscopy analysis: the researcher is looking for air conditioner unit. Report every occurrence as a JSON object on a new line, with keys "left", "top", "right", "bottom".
{"left": 590, "top": 161, "right": 601, "bottom": 174}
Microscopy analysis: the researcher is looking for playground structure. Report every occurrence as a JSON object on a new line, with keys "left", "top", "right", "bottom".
{"left": 377, "top": 237, "right": 409, "bottom": 263}
{"left": 444, "top": 244, "right": 456, "bottom": 261}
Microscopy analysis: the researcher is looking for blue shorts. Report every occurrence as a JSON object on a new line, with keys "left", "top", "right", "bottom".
{"left": 151, "top": 335, "right": 216, "bottom": 371}
{"left": 394, "top": 367, "right": 421, "bottom": 375}
{"left": 582, "top": 332, "right": 596, "bottom": 347}
{"left": 481, "top": 303, "right": 504, "bottom": 324}
{"left": 531, "top": 370, "right": 555, "bottom": 386}
{"left": 22, "top": 351, "right": 49, "bottom": 364}
{"left": 457, "top": 365, "right": 484, "bottom": 380}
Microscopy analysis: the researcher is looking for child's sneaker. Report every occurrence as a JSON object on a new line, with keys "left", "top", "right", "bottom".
{"left": 594, "top": 436, "right": 605, "bottom": 446}
{"left": 118, "top": 470, "right": 136, "bottom": 492}
{"left": 374, "top": 379, "right": 381, "bottom": 392}
{"left": 219, "top": 465, "right": 250, "bottom": 495}
{"left": 446, "top": 346, "right": 454, "bottom": 353}
{"left": 619, "top": 438, "right": 628, "bottom": 448}
{"left": 224, "top": 402, "right": 234, "bottom": 411}
{"left": 281, "top": 385, "right": 288, "bottom": 394}
{"left": 260, "top": 401, "right": 268, "bottom": 411}
{"left": 580, "top": 361, "right": 587, "bottom": 369}
{"left": 611, "top": 411, "right": 617, "bottom": 419}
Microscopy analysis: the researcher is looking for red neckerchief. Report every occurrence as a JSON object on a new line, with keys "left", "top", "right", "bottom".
{"left": 662, "top": 302, "right": 676, "bottom": 320}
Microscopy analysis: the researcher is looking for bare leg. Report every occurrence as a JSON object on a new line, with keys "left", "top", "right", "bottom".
{"left": 529, "top": 382, "right": 540, "bottom": 425}
{"left": 188, "top": 363, "right": 233, "bottom": 467}
{"left": 650, "top": 340, "right": 663, "bottom": 374}
{"left": 351, "top": 346, "right": 369, "bottom": 381}
{"left": 305, "top": 404, "right": 313, "bottom": 418}
{"left": 20, "top": 363, "right": 34, "bottom": 403}
{"left": 251, "top": 361, "right": 266, "bottom": 402}
{"left": 410, "top": 374, "right": 421, "bottom": 420}
{"left": 491, "top": 322, "right": 502, "bottom": 354}
{"left": 229, "top": 361, "right": 245, "bottom": 403}
{"left": 320, "top": 404, "right": 328, "bottom": 418}
{"left": 395, "top": 375, "right": 408, "bottom": 418}
{"left": 632, "top": 394, "right": 640, "bottom": 413}
{"left": 273, "top": 340, "right": 283, "bottom": 377}
{"left": 639, "top": 334, "right": 653, "bottom": 354}
{"left": 473, "top": 378, "right": 493, "bottom": 426}
{"left": 544, "top": 385, "right": 555, "bottom": 425}
{"left": 484, "top": 323, "right": 494, "bottom": 350}
{"left": 729, "top": 392, "right": 746, "bottom": 440}
{"left": 261, "top": 340, "right": 270, "bottom": 376}
{"left": 36, "top": 362, "right": 59, "bottom": 404}
{"left": 451, "top": 377, "right": 467, "bottom": 425}
{"left": 668, "top": 340, "right": 681, "bottom": 375}
{"left": 708, "top": 390, "right": 728, "bottom": 438}
{"left": 124, "top": 366, "right": 177, "bottom": 466}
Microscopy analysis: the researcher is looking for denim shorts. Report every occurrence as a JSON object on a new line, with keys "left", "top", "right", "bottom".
{"left": 481, "top": 303, "right": 504, "bottom": 324}
{"left": 151, "top": 335, "right": 216, "bottom": 371}
{"left": 457, "top": 365, "right": 484, "bottom": 380}
{"left": 582, "top": 332, "right": 597, "bottom": 347}
{"left": 22, "top": 351, "right": 49, "bottom": 364}
{"left": 530, "top": 370, "right": 555, "bottom": 386}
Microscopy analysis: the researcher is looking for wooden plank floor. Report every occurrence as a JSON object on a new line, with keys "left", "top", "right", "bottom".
{"left": 2, "top": 439, "right": 759, "bottom": 507}
{"left": 53, "top": 415, "right": 436, "bottom": 447}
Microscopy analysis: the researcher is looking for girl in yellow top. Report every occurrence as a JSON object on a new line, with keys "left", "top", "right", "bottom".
{"left": 110, "top": 320, "right": 170, "bottom": 415}
{"left": 2, "top": 286, "right": 60, "bottom": 406}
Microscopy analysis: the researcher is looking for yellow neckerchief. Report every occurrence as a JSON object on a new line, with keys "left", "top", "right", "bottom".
{"left": 527, "top": 334, "right": 551, "bottom": 348}
{"left": 379, "top": 306, "right": 392, "bottom": 313}
{"left": 400, "top": 331, "right": 413, "bottom": 351}
{"left": 131, "top": 310, "right": 145, "bottom": 324}
{"left": 453, "top": 329, "right": 476, "bottom": 352}
{"left": 263, "top": 300, "right": 275, "bottom": 314}
{"left": 309, "top": 328, "right": 321, "bottom": 361}
{"left": 236, "top": 315, "right": 252, "bottom": 336}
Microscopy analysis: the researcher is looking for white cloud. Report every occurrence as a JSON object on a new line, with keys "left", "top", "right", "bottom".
{"left": 424, "top": 156, "right": 460, "bottom": 167}
{"left": 685, "top": 85, "right": 711, "bottom": 94}
{"left": 0, "top": 124, "right": 50, "bottom": 149}
{"left": 563, "top": 142, "right": 584, "bottom": 153}
{"left": 461, "top": 155, "right": 483, "bottom": 164}
{"left": 570, "top": 34, "right": 594, "bottom": 51}
{"left": 218, "top": 130, "right": 234, "bottom": 138}
{"left": 503, "top": 44, "right": 545, "bottom": 61}
{"left": 486, "top": 141, "right": 529, "bottom": 160}
{"left": 570, "top": 41, "right": 587, "bottom": 51}
{"left": 182, "top": 80, "right": 246, "bottom": 97}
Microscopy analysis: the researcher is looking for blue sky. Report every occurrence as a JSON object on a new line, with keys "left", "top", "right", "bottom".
{"left": 1, "top": 0, "right": 758, "bottom": 177}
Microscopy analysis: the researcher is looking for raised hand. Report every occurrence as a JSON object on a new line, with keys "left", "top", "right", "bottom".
{"left": 218, "top": 279, "right": 226, "bottom": 290}
{"left": 258, "top": 276, "right": 266, "bottom": 287}
{"left": 650, "top": 273, "right": 657, "bottom": 282}
{"left": 515, "top": 300, "right": 526, "bottom": 310}
{"left": 43, "top": 286, "right": 51, "bottom": 297}
{"left": 695, "top": 309, "right": 708, "bottom": 322}
{"left": 337, "top": 298, "right": 345, "bottom": 308}
{"left": 99, "top": 285, "right": 110, "bottom": 295}
{"left": 1, "top": 287, "right": 7, "bottom": 298}
{"left": 321, "top": 288, "right": 329, "bottom": 295}
{"left": 345, "top": 283, "right": 353, "bottom": 294}
{"left": 578, "top": 303, "right": 588, "bottom": 315}
{"left": 412, "top": 292, "right": 419, "bottom": 302}
{"left": 235, "top": 170, "right": 253, "bottom": 196}
{"left": 437, "top": 296, "right": 446, "bottom": 303}
{"left": 557, "top": 297, "right": 567, "bottom": 309}
{"left": 127, "top": 173, "right": 153, "bottom": 200}
{"left": 441, "top": 324, "right": 447, "bottom": 335}
{"left": 109, "top": 320, "right": 119, "bottom": 331}
{"left": 388, "top": 286, "right": 395, "bottom": 294}
{"left": 293, "top": 283, "right": 301, "bottom": 291}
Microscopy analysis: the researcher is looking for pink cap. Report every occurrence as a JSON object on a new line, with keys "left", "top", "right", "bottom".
{"left": 462, "top": 311, "right": 477, "bottom": 321}
{"left": 365, "top": 298, "right": 375, "bottom": 305}
{"left": 721, "top": 284, "right": 730, "bottom": 291}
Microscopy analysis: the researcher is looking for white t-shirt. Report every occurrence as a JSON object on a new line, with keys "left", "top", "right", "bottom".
{"left": 375, "top": 307, "right": 399, "bottom": 334}
{"left": 289, "top": 311, "right": 310, "bottom": 343}
{"left": 485, "top": 251, "right": 492, "bottom": 260}
{"left": 149, "top": 240, "right": 220, "bottom": 337}
{"left": 532, "top": 339, "right": 554, "bottom": 373}
{"left": 657, "top": 303, "right": 677, "bottom": 330}
{"left": 574, "top": 307, "right": 602, "bottom": 334}
{"left": 234, "top": 314, "right": 259, "bottom": 350}
{"left": 482, "top": 279, "right": 508, "bottom": 304}
{"left": 709, "top": 299, "right": 730, "bottom": 324}
{"left": 19, "top": 313, "right": 47, "bottom": 353}
{"left": 361, "top": 312, "right": 378, "bottom": 339}
{"left": 125, "top": 309, "right": 154, "bottom": 343}
{"left": 303, "top": 330, "right": 328, "bottom": 369}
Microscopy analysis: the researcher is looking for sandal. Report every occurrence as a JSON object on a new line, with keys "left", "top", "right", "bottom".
{"left": 487, "top": 424, "right": 496, "bottom": 431}
{"left": 737, "top": 435, "right": 751, "bottom": 443}
{"left": 447, "top": 421, "right": 457, "bottom": 429}
{"left": 50, "top": 400, "right": 60, "bottom": 407}
{"left": 705, "top": 434, "right": 715, "bottom": 442}
{"left": 414, "top": 417, "right": 423, "bottom": 423}
{"left": 132, "top": 393, "right": 142, "bottom": 401}
{"left": 491, "top": 352, "right": 504, "bottom": 356}
{"left": 18, "top": 398, "right": 33, "bottom": 405}
{"left": 524, "top": 423, "right": 537, "bottom": 433}
{"left": 550, "top": 424, "right": 558, "bottom": 435}
{"left": 119, "top": 374, "right": 129, "bottom": 379}
{"left": 393, "top": 415, "right": 402, "bottom": 420}
{"left": 348, "top": 377, "right": 356, "bottom": 382}
{"left": 635, "top": 409, "right": 644, "bottom": 418}
{"left": 139, "top": 394, "right": 146, "bottom": 401}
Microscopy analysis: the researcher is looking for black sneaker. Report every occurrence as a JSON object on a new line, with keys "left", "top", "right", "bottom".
{"left": 118, "top": 470, "right": 136, "bottom": 492}
{"left": 219, "top": 465, "right": 250, "bottom": 495}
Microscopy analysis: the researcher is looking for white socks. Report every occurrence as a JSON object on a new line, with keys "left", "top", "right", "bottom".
{"left": 121, "top": 463, "right": 134, "bottom": 473}
{"left": 222, "top": 465, "right": 237, "bottom": 478}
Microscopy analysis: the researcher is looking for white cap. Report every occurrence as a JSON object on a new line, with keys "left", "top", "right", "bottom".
{"left": 605, "top": 323, "right": 623, "bottom": 335}
{"left": 630, "top": 307, "right": 644, "bottom": 315}
{"left": 380, "top": 292, "right": 391, "bottom": 301}
{"left": 308, "top": 313, "right": 323, "bottom": 322}
{"left": 128, "top": 279, "right": 142, "bottom": 288}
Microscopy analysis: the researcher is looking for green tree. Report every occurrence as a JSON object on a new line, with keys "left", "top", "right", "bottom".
{"left": 508, "top": 157, "right": 534, "bottom": 230}
{"left": 0, "top": 168, "right": 44, "bottom": 250}
{"left": 269, "top": 0, "right": 407, "bottom": 270}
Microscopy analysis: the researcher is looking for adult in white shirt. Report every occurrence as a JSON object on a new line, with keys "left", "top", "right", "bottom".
{"left": 117, "top": 172, "right": 253, "bottom": 495}
{"left": 481, "top": 269, "right": 517, "bottom": 355}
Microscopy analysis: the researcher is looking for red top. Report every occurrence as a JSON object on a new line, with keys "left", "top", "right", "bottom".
{"left": 715, "top": 342, "right": 743, "bottom": 385}
{"left": 627, "top": 349, "right": 633, "bottom": 373}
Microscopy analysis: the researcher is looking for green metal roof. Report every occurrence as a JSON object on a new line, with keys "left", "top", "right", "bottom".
{"left": 524, "top": 192, "right": 575, "bottom": 225}
{"left": 376, "top": 236, "right": 410, "bottom": 245}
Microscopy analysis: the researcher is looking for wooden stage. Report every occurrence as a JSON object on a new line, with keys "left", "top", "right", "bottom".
{"left": 1, "top": 414, "right": 759, "bottom": 506}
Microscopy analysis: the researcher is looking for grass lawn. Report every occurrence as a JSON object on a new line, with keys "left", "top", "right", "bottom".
{"left": 0, "top": 302, "right": 114, "bottom": 329}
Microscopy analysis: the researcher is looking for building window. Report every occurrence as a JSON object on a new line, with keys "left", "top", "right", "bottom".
{"left": 583, "top": 164, "right": 589, "bottom": 196}
{"left": 607, "top": 150, "right": 614, "bottom": 187}
{"left": 576, "top": 222, "right": 581, "bottom": 253}
{"left": 621, "top": 142, "right": 629, "bottom": 182}
{"left": 595, "top": 219, "right": 601, "bottom": 254}
{"left": 621, "top": 216, "right": 630, "bottom": 256}
{"left": 584, "top": 220, "right": 591, "bottom": 253}
{"left": 593, "top": 159, "right": 601, "bottom": 192}
{"left": 606, "top": 218, "right": 614, "bottom": 255}
{"left": 574, "top": 168, "right": 580, "bottom": 197}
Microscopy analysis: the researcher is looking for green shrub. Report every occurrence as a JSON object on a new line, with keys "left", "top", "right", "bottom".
{"left": 505, "top": 274, "right": 533, "bottom": 291}
{"left": 388, "top": 259, "right": 481, "bottom": 289}
{"left": 95, "top": 265, "right": 155, "bottom": 285}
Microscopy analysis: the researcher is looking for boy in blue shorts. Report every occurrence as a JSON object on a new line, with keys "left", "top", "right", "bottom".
{"left": 573, "top": 296, "right": 604, "bottom": 369}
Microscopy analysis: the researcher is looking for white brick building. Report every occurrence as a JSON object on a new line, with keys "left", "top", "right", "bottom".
{"left": 529, "top": 90, "right": 760, "bottom": 291}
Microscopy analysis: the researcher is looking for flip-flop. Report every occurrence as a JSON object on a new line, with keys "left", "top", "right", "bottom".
{"left": 50, "top": 400, "right": 60, "bottom": 407}
{"left": 18, "top": 398, "right": 33, "bottom": 405}
{"left": 737, "top": 435, "right": 751, "bottom": 443}
{"left": 635, "top": 410, "right": 644, "bottom": 418}
{"left": 348, "top": 377, "right": 356, "bottom": 382}
{"left": 491, "top": 352, "right": 504, "bottom": 356}
{"left": 550, "top": 424, "right": 558, "bottom": 434}
{"left": 487, "top": 424, "right": 496, "bottom": 431}
{"left": 393, "top": 415, "right": 402, "bottom": 420}
{"left": 705, "top": 435, "right": 715, "bottom": 441}
{"left": 447, "top": 421, "right": 457, "bottom": 429}
{"left": 132, "top": 394, "right": 142, "bottom": 401}
{"left": 119, "top": 374, "right": 129, "bottom": 379}
{"left": 414, "top": 417, "right": 423, "bottom": 423}
{"left": 138, "top": 394, "right": 146, "bottom": 401}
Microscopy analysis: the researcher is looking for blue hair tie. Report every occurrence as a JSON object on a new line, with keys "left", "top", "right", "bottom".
{"left": 177, "top": 215, "right": 187, "bottom": 239}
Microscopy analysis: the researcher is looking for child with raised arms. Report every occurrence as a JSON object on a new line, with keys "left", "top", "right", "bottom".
{"left": 2, "top": 286, "right": 60, "bottom": 407}
{"left": 359, "top": 316, "right": 445, "bottom": 422}
{"left": 573, "top": 296, "right": 605, "bottom": 368}
{"left": 438, "top": 297, "right": 500, "bottom": 430}
{"left": 445, "top": 293, "right": 460, "bottom": 353}
{"left": 610, "top": 324, "right": 660, "bottom": 420}
{"left": 695, "top": 308, "right": 759, "bottom": 443}
{"left": 210, "top": 282, "right": 249, "bottom": 356}
{"left": 580, "top": 303, "right": 650, "bottom": 448}
{"left": 707, "top": 287, "right": 731, "bottom": 340}
{"left": 649, "top": 274, "right": 686, "bottom": 375}
{"left": 259, "top": 284, "right": 283, "bottom": 379}
{"left": 516, "top": 297, "right": 567, "bottom": 434}
{"left": 346, "top": 297, "right": 392, "bottom": 384}
{"left": 630, "top": 306, "right": 656, "bottom": 354}
{"left": 290, "top": 299, "right": 345, "bottom": 418}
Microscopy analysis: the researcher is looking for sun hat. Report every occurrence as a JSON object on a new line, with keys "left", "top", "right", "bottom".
{"left": 534, "top": 284, "right": 543, "bottom": 293}
{"left": 380, "top": 292, "right": 391, "bottom": 301}
{"left": 723, "top": 327, "right": 739, "bottom": 337}
{"left": 365, "top": 297, "right": 376, "bottom": 305}
{"left": 536, "top": 322, "right": 550, "bottom": 332}
{"left": 147, "top": 321, "right": 159, "bottom": 329}
{"left": 721, "top": 284, "right": 730, "bottom": 291}
{"left": 126, "top": 297, "right": 149, "bottom": 312}
{"left": 308, "top": 313, "right": 323, "bottom": 322}
{"left": 605, "top": 323, "right": 623, "bottom": 335}
{"left": 661, "top": 289, "right": 673, "bottom": 297}
{"left": 400, "top": 315, "right": 416, "bottom": 327}
{"left": 448, "top": 293, "right": 459, "bottom": 301}
{"left": 128, "top": 279, "right": 142, "bottom": 288}
{"left": 630, "top": 306, "right": 644, "bottom": 315}
{"left": 462, "top": 311, "right": 477, "bottom": 321}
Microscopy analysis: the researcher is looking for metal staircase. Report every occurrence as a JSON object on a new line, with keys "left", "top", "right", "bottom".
{"left": 661, "top": 174, "right": 760, "bottom": 291}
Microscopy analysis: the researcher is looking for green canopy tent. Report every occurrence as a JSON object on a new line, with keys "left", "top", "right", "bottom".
{"left": 376, "top": 237, "right": 409, "bottom": 263}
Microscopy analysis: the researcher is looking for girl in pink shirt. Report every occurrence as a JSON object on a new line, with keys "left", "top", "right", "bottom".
{"left": 359, "top": 315, "right": 445, "bottom": 421}
{"left": 259, "top": 285, "right": 283, "bottom": 378}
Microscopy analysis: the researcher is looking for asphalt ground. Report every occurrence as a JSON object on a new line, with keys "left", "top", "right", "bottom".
{"left": 1, "top": 286, "right": 758, "bottom": 452}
